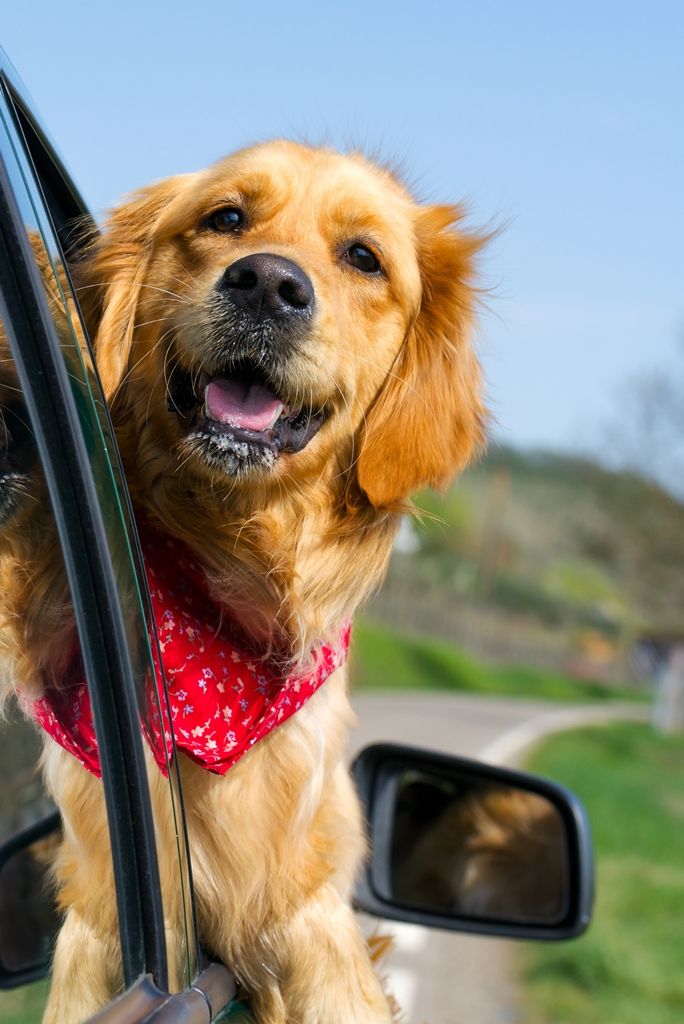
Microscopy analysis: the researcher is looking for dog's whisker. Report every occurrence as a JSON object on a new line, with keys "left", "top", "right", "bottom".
{"left": 136, "top": 283, "right": 189, "bottom": 302}
{"left": 73, "top": 282, "right": 107, "bottom": 292}
{"left": 109, "top": 327, "right": 176, "bottom": 407}
{"left": 170, "top": 263, "right": 200, "bottom": 287}
{"left": 133, "top": 315, "right": 177, "bottom": 329}
{"left": 162, "top": 346, "right": 180, "bottom": 407}
{"left": 353, "top": 346, "right": 429, "bottom": 406}
{"left": 167, "top": 268, "right": 199, "bottom": 290}
{"left": 327, "top": 376, "right": 362, "bottom": 480}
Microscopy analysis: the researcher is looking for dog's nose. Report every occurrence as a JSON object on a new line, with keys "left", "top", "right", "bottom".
{"left": 220, "top": 253, "right": 315, "bottom": 319}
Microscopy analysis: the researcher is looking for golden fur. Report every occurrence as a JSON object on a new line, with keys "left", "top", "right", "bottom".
{"left": 5, "top": 141, "right": 486, "bottom": 1023}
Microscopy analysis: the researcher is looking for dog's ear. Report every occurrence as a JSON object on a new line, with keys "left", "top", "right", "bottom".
{"left": 356, "top": 205, "right": 487, "bottom": 509}
{"left": 81, "top": 176, "right": 189, "bottom": 401}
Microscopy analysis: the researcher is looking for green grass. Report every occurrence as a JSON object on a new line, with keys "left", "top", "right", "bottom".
{"left": 0, "top": 980, "right": 49, "bottom": 1023}
{"left": 351, "top": 620, "right": 646, "bottom": 702}
{"left": 520, "top": 723, "right": 684, "bottom": 1024}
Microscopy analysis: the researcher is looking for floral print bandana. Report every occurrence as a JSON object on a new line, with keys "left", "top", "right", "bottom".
{"left": 28, "top": 522, "right": 351, "bottom": 779}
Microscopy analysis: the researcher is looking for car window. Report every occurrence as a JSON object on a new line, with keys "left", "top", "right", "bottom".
{"left": 0, "top": 348, "right": 64, "bottom": 1019}
{"left": 0, "top": 73, "right": 199, "bottom": 1018}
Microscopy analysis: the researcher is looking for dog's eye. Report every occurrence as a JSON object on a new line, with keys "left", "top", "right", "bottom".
{"left": 207, "top": 207, "right": 245, "bottom": 233}
{"left": 345, "top": 244, "right": 381, "bottom": 275}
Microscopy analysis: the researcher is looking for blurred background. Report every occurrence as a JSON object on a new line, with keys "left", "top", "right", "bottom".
{"left": 2, "top": 2, "right": 683, "bottom": 1022}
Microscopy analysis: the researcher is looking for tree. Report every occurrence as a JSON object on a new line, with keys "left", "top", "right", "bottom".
{"left": 603, "top": 338, "right": 684, "bottom": 499}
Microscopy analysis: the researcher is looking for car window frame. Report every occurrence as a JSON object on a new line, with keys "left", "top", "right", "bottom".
{"left": 0, "top": 100, "right": 169, "bottom": 994}
{"left": 0, "top": 48, "right": 239, "bottom": 1020}
{"left": 0, "top": 61, "right": 206, "bottom": 984}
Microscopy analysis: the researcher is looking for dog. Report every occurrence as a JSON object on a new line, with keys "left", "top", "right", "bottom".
{"left": 27, "top": 140, "right": 486, "bottom": 1023}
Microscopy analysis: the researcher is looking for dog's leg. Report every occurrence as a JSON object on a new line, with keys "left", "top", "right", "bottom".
{"left": 39, "top": 746, "right": 120, "bottom": 1021}
{"left": 250, "top": 763, "right": 392, "bottom": 1024}
{"left": 248, "top": 884, "right": 393, "bottom": 1024}
{"left": 196, "top": 840, "right": 393, "bottom": 1024}
{"left": 40, "top": 744, "right": 190, "bottom": 1021}
{"left": 40, "top": 748, "right": 125, "bottom": 1022}
{"left": 42, "top": 909, "right": 123, "bottom": 1024}
{"left": 186, "top": 741, "right": 393, "bottom": 1024}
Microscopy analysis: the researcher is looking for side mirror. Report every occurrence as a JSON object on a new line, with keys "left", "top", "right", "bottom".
{"left": 0, "top": 811, "right": 62, "bottom": 988}
{"left": 352, "top": 744, "right": 593, "bottom": 941}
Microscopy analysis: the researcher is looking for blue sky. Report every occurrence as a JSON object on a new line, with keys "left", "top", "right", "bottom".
{"left": 3, "top": 1, "right": 682, "bottom": 454}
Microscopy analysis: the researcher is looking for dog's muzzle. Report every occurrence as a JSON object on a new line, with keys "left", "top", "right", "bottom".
{"left": 165, "top": 254, "right": 327, "bottom": 476}
{"left": 219, "top": 253, "right": 315, "bottom": 322}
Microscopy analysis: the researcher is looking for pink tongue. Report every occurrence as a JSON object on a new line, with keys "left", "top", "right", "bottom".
{"left": 204, "top": 378, "right": 284, "bottom": 432}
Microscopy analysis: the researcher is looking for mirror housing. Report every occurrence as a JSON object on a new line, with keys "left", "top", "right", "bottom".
{"left": 352, "top": 743, "right": 593, "bottom": 941}
{"left": 0, "top": 811, "right": 61, "bottom": 988}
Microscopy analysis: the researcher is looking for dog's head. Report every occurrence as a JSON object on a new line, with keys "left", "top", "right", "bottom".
{"left": 85, "top": 141, "right": 485, "bottom": 511}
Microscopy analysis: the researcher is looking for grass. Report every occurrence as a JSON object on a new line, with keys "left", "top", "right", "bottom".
{"left": 351, "top": 620, "right": 646, "bottom": 703}
{"left": 520, "top": 723, "right": 684, "bottom": 1024}
{"left": 0, "top": 980, "right": 49, "bottom": 1023}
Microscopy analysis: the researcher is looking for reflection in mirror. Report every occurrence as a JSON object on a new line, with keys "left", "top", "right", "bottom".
{"left": 390, "top": 770, "right": 569, "bottom": 926}
{"left": 0, "top": 329, "right": 37, "bottom": 539}
{"left": 0, "top": 264, "right": 80, "bottom": 708}
{"left": 0, "top": 825, "right": 61, "bottom": 975}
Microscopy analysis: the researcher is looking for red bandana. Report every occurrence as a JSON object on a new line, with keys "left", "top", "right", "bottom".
{"left": 28, "top": 523, "right": 350, "bottom": 779}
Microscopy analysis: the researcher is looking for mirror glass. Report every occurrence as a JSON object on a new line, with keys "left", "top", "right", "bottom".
{"left": 389, "top": 769, "right": 569, "bottom": 926}
{"left": 0, "top": 828, "right": 61, "bottom": 975}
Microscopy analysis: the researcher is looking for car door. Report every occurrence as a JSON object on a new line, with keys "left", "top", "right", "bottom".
{"left": 0, "top": 47, "right": 243, "bottom": 1022}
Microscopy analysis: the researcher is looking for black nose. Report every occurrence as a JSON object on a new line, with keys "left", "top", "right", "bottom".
{"left": 220, "top": 253, "right": 315, "bottom": 319}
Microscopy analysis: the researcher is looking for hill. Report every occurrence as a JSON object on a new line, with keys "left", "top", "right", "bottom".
{"left": 363, "top": 444, "right": 684, "bottom": 682}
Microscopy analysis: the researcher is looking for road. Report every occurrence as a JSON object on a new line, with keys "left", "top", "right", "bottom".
{"left": 349, "top": 692, "right": 646, "bottom": 1024}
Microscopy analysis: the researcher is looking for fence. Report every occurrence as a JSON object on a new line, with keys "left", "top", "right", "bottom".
{"left": 365, "top": 575, "right": 638, "bottom": 684}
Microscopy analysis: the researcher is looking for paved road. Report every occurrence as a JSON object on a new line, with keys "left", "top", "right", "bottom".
{"left": 349, "top": 692, "right": 646, "bottom": 1024}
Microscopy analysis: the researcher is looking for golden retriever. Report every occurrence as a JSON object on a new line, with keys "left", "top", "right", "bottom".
{"left": 24, "top": 140, "right": 486, "bottom": 1023}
